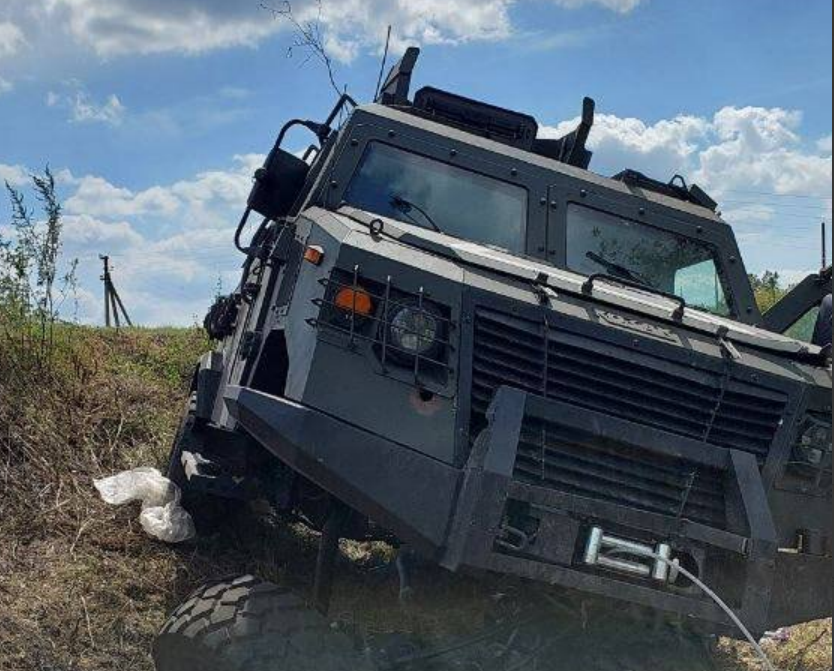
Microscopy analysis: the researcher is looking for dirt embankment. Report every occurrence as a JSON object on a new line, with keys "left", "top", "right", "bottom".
{"left": 0, "top": 327, "right": 830, "bottom": 671}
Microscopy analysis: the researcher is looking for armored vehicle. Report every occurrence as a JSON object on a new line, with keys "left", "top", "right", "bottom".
{"left": 152, "top": 49, "right": 832, "bottom": 671}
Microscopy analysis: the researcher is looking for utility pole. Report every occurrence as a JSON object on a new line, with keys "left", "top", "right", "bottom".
{"left": 100, "top": 255, "right": 133, "bottom": 328}
{"left": 822, "top": 221, "right": 828, "bottom": 271}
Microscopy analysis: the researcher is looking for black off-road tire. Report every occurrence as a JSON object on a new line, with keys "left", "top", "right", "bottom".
{"left": 153, "top": 576, "right": 374, "bottom": 671}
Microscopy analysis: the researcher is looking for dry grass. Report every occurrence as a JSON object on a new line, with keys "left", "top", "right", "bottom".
{"left": 0, "top": 326, "right": 830, "bottom": 671}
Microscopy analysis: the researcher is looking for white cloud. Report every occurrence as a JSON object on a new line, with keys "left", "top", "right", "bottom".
{"left": 0, "top": 21, "right": 26, "bottom": 58}
{"left": 543, "top": 105, "right": 831, "bottom": 205}
{"left": 542, "top": 104, "right": 831, "bottom": 274}
{"left": 18, "top": 155, "right": 260, "bottom": 325}
{"left": 550, "top": 0, "right": 644, "bottom": 13}
{"left": 711, "top": 106, "right": 802, "bottom": 152}
{"left": 0, "top": 0, "right": 647, "bottom": 65}
{"left": 0, "top": 77, "right": 12, "bottom": 94}
{"left": 694, "top": 107, "right": 831, "bottom": 199}
{"left": 544, "top": 113, "right": 710, "bottom": 178}
{"left": 45, "top": 0, "right": 283, "bottom": 57}
{"left": 721, "top": 204, "right": 776, "bottom": 225}
{"left": 65, "top": 175, "right": 179, "bottom": 219}
{"left": 43, "top": 154, "right": 267, "bottom": 325}
{"left": 39, "top": 0, "right": 638, "bottom": 63}
{"left": 62, "top": 214, "right": 144, "bottom": 250}
{"left": 310, "top": 0, "right": 514, "bottom": 62}
{"left": 64, "top": 154, "right": 259, "bottom": 227}
{"left": 41, "top": 0, "right": 516, "bottom": 61}
{"left": 70, "top": 92, "right": 126, "bottom": 125}
{"left": 0, "top": 163, "right": 29, "bottom": 187}
{"left": 46, "top": 85, "right": 127, "bottom": 126}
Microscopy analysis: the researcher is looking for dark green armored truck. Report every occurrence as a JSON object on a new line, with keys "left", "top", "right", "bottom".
{"left": 153, "top": 48, "right": 832, "bottom": 671}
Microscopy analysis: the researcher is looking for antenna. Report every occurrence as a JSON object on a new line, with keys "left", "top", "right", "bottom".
{"left": 374, "top": 25, "right": 393, "bottom": 102}
{"left": 822, "top": 221, "right": 828, "bottom": 270}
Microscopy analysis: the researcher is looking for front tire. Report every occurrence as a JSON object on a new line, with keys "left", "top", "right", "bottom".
{"left": 153, "top": 576, "right": 373, "bottom": 671}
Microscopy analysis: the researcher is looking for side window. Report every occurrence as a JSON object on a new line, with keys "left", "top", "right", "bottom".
{"left": 674, "top": 259, "right": 730, "bottom": 316}
{"left": 785, "top": 305, "right": 822, "bottom": 343}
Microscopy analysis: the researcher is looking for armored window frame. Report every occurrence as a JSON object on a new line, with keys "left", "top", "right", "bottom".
{"left": 563, "top": 203, "right": 733, "bottom": 317}
{"left": 546, "top": 183, "right": 755, "bottom": 322}
{"left": 321, "top": 110, "right": 549, "bottom": 261}
{"left": 314, "top": 106, "right": 762, "bottom": 326}
{"left": 342, "top": 141, "right": 530, "bottom": 255}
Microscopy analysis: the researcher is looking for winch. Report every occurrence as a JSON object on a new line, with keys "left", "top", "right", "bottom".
{"left": 584, "top": 527, "right": 678, "bottom": 583}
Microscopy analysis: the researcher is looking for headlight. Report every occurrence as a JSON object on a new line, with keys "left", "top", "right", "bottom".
{"left": 389, "top": 302, "right": 443, "bottom": 359}
{"left": 795, "top": 413, "right": 833, "bottom": 467}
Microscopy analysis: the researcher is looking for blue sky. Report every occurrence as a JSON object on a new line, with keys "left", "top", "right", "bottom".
{"left": 1, "top": 0, "right": 831, "bottom": 325}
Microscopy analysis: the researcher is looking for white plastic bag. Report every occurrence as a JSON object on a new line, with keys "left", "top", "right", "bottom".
{"left": 761, "top": 627, "right": 792, "bottom": 646}
{"left": 95, "top": 468, "right": 196, "bottom": 544}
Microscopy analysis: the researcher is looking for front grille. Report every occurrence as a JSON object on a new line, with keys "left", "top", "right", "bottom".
{"left": 471, "top": 307, "right": 787, "bottom": 462}
{"left": 517, "top": 418, "right": 727, "bottom": 528}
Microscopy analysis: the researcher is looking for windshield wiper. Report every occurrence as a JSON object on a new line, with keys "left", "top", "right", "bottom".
{"left": 390, "top": 194, "right": 443, "bottom": 234}
{"left": 585, "top": 252, "right": 651, "bottom": 288}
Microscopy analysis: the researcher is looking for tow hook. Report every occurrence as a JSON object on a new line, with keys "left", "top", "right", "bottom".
{"left": 583, "top": 527, "right": 679, "bottom": 583}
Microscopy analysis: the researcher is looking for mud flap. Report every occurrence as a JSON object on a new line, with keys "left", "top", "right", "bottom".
{"left": 195, "top": 351, "right": 224, "bottom": 421}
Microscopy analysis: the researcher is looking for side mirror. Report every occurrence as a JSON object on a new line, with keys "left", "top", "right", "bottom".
{"left": 248, "top": 148, "right": 310, "bottom": 221}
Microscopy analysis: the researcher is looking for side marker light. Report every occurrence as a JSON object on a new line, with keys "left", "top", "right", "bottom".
{"left": 304, "top": 246, "right": 325, "bottom": 266}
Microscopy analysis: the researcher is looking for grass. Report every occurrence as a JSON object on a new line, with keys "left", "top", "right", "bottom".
{"left": 0, "top": 325, "right": 830, "bottom": 671}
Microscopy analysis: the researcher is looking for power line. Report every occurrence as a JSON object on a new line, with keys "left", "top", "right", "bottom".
{"left": 720, "top": 200, "right": 832, "bottom": 212}
{"left": 719, "top": 189, "right": 833, "bottom": 200}
{"left": 722, "top": 212, "right": 830, "bottom": 224}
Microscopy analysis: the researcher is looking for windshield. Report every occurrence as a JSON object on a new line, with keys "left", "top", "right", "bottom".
{"left": 566, "top": 204, "right": 731, "bottom": 316}
{"left": 343, "top": 143, "right": 528, "bottom": 254}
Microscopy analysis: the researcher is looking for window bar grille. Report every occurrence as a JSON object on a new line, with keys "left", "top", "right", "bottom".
{"left": 413, "top": 286, "right": 425, "bottom": 386}
{"left": 381, "top": 276, "right": 393, "bottom": 372}
{"left": 541, "top": 316, "right": 551, "bottom": 482}
{"left": 348, "top": 264, "right": 360, "bottom": 349}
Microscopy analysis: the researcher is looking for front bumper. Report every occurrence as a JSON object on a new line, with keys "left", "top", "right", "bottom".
{"left": 225, "top": 384, "right": 831, "bottom": 636}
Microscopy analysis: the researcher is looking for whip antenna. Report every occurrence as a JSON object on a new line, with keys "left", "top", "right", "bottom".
{"left": 374, "top": 25, "right": 393, "bottom": 102}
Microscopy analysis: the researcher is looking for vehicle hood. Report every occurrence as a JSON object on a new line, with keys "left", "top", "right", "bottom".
{"left": 333, "top": 206, "right": 827, "bottom": 360}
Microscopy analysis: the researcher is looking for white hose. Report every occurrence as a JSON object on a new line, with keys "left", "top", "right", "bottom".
{"left": 620, "top": 548, "right": 777, "bottom": 671}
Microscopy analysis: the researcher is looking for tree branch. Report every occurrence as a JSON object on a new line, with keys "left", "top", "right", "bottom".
{"left": 261, "top": 0, "right": 345, "bottom": 99}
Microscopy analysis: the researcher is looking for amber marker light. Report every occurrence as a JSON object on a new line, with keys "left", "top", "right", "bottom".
{"left": 304, "top": 245, "right": 325, "bottom": 265}
{"left": 334, "top": 287, "right": 374, "bottom": 316}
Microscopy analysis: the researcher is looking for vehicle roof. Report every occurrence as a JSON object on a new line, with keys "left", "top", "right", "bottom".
{"left": 356, "top": 103, "right": 727, "bottom": 227}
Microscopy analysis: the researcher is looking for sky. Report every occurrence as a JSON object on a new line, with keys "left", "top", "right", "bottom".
{"left": 0, "top": 0, "right": 831, "bottom": 326}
